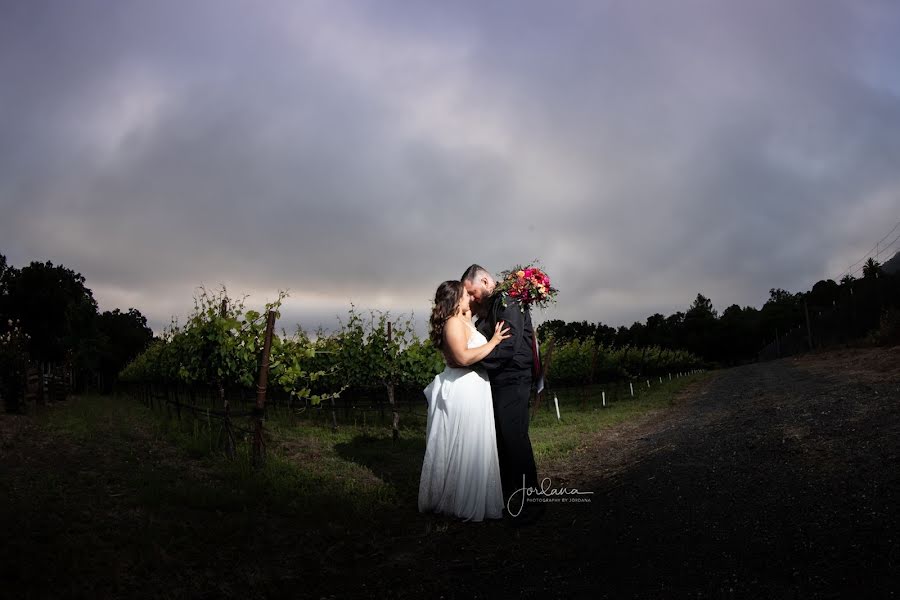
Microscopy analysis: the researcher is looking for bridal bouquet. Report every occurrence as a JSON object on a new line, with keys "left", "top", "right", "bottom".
{"left": 495, "top": 262, "right": 558, "bottom": 311}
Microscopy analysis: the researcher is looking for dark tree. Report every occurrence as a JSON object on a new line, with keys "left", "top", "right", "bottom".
{"left": 645, "top": 313, "right": 666, "bottom": 337}
{"left": 664, "top": 312, "right": 685, "bottom": 349}
{"left": 718, "top": 304, "right": 762, "bottom": 364}
{"left": 593, "top": 323, "right": 617, "bottom": 347}
{"left": 613, "top": 325, "right": 632, "bottom": 348}
{"left": 6, "top": 260, "right": 99, "bottom": 365}
{"left": 760, "top": 288, "right": 802, "bottom": 342}
{"left": 0, "top": 254, "right": 11, "bottom": 295}
{"left": 536, "top": 319, "right": 573, "bottom": 344}
{"left": 536, "top": 319, "right": 616, "bottom": 347}
{"left": 808, "top": 279, "right": 839, "bottom": 309}
{"left": 96, "top": 308, "right": 154, "bottom": 391}
{"left": 686, "top": 293, "right": 717, "bottom": 320}
{"left": 0, "top": 254, "right": 15, "bottom": 333}
{"left": 628, "top": 320, "right": 649, "bottom": 347}
{"left": 683, "top": 293, "right": 720, "bottom": 360}
{"left": 862, "top": 258, "right": 882, "bottom": 279}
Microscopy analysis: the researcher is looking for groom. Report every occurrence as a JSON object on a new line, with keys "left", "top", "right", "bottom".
{"left": 461, "top": 264, "right": 544, "bottom": 525}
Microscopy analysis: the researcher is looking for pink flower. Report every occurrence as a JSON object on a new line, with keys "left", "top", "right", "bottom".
{"left": 496, "top": 262, "right": 557, "bottom": 310}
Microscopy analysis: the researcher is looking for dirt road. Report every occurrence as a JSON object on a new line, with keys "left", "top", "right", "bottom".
{"left": 348, "top": 348, "right": 899, "bottom": 599}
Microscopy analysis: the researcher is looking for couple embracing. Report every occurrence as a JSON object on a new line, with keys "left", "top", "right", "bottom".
{"left": 418, "top": 264, "right": 545, "bottom": 526}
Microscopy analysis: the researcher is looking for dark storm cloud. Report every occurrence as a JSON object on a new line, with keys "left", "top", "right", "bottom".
{"left": 1, "top": 0, "right": 899, "bottom": 335}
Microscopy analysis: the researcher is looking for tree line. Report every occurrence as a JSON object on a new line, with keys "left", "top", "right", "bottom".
{"left": 6, "top": 249, "right": 895, "bottom": 413}
{"left": 538, "top": 257, "right": 900, "bottom": 365}
{"left": 0, "top": 254, "right": 154, "bottom": 407}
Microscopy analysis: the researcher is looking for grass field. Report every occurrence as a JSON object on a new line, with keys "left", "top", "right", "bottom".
{"left": 0, "top": 374, "right": 702, "bottom": 597}
{"left": 16, "top": 376, "right": 699, "bottom": 515}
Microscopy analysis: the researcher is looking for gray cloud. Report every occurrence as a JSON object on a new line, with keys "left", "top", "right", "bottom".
{"left": 2, "top": 0, "right": 899, "bottom": 337}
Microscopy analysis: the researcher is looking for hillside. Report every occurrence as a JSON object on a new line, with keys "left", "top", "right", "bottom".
{"left": 882, "top": 250, "right": 900, "bottom": 274}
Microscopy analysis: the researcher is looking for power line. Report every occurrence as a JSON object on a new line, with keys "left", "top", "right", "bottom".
{"left": 841, "top": 231, "right": 900, "bottom": 280}
{"left": 838, "top": 221, "right": 897, "bottom": 278}
{"left": 837, "top": 218, "right": 900, "bottom": 280}
{"left": 876, "top": 231, "right": 900, "bottom": 260}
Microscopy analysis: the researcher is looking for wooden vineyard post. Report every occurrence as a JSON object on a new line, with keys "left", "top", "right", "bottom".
{"left": 220, "top": 308, "right": 236, "bottom": 460}
{"left": 330, "top": 395, "right": 338, "bottom": 432}
{"left": 387, "top": 321, "right": 400, "bottom": 443}
{"left": 252, "top": 310, "right": 276, "bottom": 470}
{"left": 219, "top": 299, "right": 236, "bottom": 460}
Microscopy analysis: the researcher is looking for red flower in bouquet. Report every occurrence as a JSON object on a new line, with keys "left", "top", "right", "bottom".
{"left": 495, "top": 262, "right": 558, "bottom": 311}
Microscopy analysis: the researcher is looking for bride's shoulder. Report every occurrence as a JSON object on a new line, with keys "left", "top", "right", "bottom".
{"left": 443, "top": 316, "right": 471, "bottom": 339}
{"left": 445, "top": 315, "right": 467, "bottom": 331}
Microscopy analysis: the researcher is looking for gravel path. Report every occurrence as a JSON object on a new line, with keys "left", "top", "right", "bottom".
{"left": 350, "top": 349, "right": 899, "bottom": 599}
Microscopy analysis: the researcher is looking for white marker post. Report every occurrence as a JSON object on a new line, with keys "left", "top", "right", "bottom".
{"left": 602, "top": 391, "right": 606, "bottom": 407}
{"left": 629, "top": 382, "right": 634, "bottom": 397}
{"left": 669, "top": 373, "right": 672, "bottom": 381}
{"left": 554, "top": 394, "right": 561, "bottom": 421}
{"left": 659, "top": 376, "right": 663, "bottom": 384}
{"left": 647, "top": 380, "right": 650, "bottom": 388}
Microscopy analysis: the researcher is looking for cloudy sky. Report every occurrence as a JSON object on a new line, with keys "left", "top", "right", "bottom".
{"left": 2, "top": 0, "right": 899, "bottom": 336}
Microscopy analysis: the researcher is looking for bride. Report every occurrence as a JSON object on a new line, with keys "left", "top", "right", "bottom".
{"left": 418, "top": 280, "right": 511, "bottom": 522}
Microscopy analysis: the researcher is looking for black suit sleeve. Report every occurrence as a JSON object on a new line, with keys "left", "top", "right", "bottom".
{"left": 478, "top": 297, "right": 524, "bottom": 371}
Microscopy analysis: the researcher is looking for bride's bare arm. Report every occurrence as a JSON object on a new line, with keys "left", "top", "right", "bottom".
{"left": 443, "top": 318, "right": 511, "bottom": 367}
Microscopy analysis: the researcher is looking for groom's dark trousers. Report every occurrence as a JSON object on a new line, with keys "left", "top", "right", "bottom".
{"left": 491, "top": 379, "right": 539, "bottom": 501}
{"left": 476, "top": 295, "right": 540, "bottom": 504}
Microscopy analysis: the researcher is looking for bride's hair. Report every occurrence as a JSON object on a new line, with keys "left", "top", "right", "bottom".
{"left": 429, "top": 280, "right": 463, "bottom": 350}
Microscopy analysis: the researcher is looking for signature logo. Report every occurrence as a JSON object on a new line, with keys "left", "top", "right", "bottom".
{"left": 507, "top": 475, "right": 594, "bottom": 517}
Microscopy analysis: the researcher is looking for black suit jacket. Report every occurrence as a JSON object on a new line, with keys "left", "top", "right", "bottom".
{"left": 475, "top": 293, "right": 536, "bottom": 387}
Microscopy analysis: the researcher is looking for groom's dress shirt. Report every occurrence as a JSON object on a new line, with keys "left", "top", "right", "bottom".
{"left": 476, "top": 293, "right": 537, "bottom": 387}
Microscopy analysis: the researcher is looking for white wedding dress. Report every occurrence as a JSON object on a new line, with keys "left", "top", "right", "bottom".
{"left": 418, "top": 320, "right": 504, "bottom": 522}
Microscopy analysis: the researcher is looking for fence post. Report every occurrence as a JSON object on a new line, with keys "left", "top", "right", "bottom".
{"left": 387, "top": 321, "right": 400, "bottom": 443}
{"left": 330, "top": 395, "right": 338, "bottom": 431}
{"left": 252, "top": 310, "right": 276, "bottom": 470}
